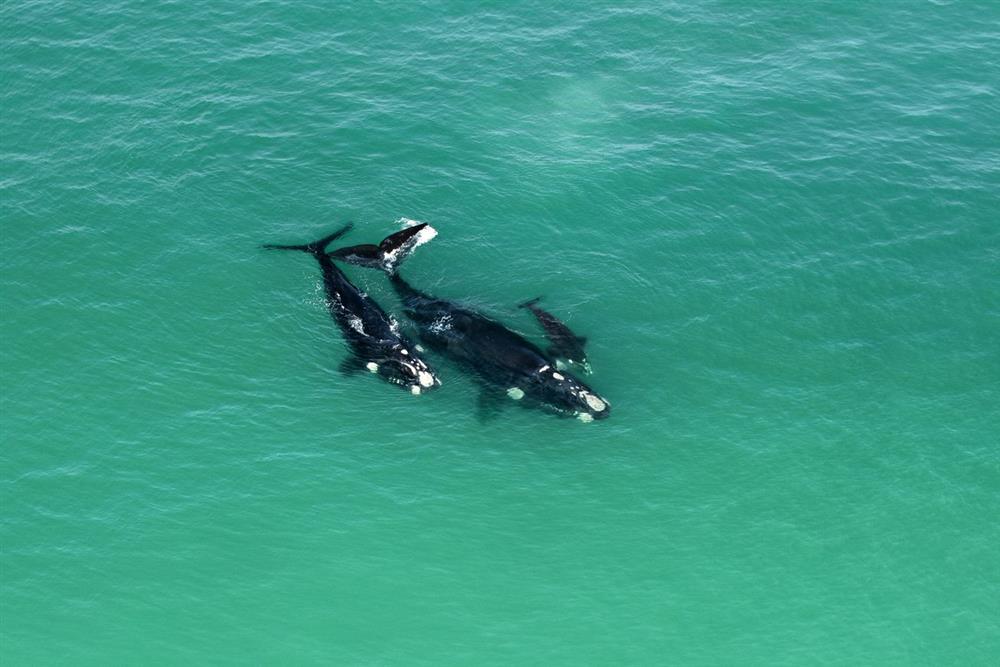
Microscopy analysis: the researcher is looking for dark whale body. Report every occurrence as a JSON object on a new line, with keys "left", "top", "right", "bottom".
{"left": 330, "top": 225, "right": 610, "bottom": 421}
{"left": 263, "top": 224, "right": 439, "bottom": 394}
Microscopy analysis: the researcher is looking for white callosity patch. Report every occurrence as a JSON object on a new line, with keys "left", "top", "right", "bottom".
{"left": 418, "top": 371, "right": 435, "bottom": 388}
{"left": 410, "top": 385, "right": 421, "bottom": 395}
{"left": 400, "top": 349, "right": 408, "bottom": 355}
{"left": 366, "top": 362, "right": 379, "bottom": 373}
{"left": 552, "top": 372, "right": 564, "bottom": 381}
{"left": 539, "top": 365, "right": 550, "bottom": 373}
{"left": 347, "top": 315, "right": 365, "bottom": 335}
{"left": 506, "top": 387, "right": 525, "bottom": 400}
{"left": 582, "top": 392, "right": 606, "bottom": 412}
{"left": 577, "top": 413, "right": 594, "bottom": 423}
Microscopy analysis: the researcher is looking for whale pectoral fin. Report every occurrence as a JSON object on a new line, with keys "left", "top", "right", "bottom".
{"left": 338, "top": 356, "right": 366, "bottom": 376}
{"left": 476, "top": 389, "right": 506, "bottom": 423}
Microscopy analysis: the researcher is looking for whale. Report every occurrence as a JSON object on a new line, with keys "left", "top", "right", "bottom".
{"left": 263, "top": 224, "right": 440, "bottom": 394}
{"left": 519, "top": 296, "right": 592, "bottom": 374}
{"left": 330, "top": 224, "right": 610, "bottom": 421}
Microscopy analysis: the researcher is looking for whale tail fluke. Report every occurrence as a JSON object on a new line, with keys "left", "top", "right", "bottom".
{"left": 329, "top": 223, "right": 437, "bottom": 274}
{"left": 519, "top": 296, "right": 543, "bottom": 310}
{"left": 262, "top": 224, "right": 353, "bottom": 256}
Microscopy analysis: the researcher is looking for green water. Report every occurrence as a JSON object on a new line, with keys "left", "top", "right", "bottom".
{"left": 2, "top": 1, "right": 998, "bottom": 664}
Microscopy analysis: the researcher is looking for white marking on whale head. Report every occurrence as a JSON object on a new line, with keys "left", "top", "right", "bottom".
{"left": 410, "top": 385, "right": 421, "bottom": 395}
{"left": 581, "top": 392, "right": 606, "bottom": 412}
{"left": 348, "top": 315, "right": 365, "bottom": 334}
{"left": 552, "top": 372, "right": 564, "bottom": 381}
{"left": 506, "top": 387, "right": 524, "bottom": 400}
{"left": 418, "top": 371, "right": 434, "bottom": 388}
{"left": 366, "top": 362, "right": 379, "bottom": 373}
{"left": 400, "top": 349, "right": 408, "bottom": 355}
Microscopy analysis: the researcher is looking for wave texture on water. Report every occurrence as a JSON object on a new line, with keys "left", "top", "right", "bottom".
{"left": 2, "top": 1, "right": 998, "bottom": 664}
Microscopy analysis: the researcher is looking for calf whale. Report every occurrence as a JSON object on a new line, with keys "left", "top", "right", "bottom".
{"left": 519, "top": 297, "right": 592, "bottom": 374}
{"left": 330, "top": 225, "right": 610, "bottom": 421}
{"left": 263, "top": 224, "right": 440, "bottom": 394}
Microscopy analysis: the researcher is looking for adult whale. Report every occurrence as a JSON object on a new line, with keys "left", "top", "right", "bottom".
{"left": 330, "top": 224, "right": 611, "bottom": 421}
{"left": 263, "top": 224, "right": 440, "bottom": 394}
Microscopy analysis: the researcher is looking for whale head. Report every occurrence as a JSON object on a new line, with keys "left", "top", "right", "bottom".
{"left": 529, "top": 366, "right": 610, "bottom": 420}
{"left": 373, "top": 345, "right": 441, "bottom": 394}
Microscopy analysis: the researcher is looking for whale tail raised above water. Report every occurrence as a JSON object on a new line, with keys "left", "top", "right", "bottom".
{"left": 328, "top": 223, "right": 437, "bottom": 274}
{"left": 262, "top": 224, "right": 354, "bottom": 256}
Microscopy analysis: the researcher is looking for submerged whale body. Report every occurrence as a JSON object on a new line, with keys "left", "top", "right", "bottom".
{"left": 263, "top": 224, "right": 440, "bottom": 394}
{"left": 331, "top": 225, "right": 610, "bottom": 421}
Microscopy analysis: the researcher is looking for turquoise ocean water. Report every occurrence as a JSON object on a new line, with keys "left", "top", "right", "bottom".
{"left": 2, "top": 1, "right": 998, "bottom": 663}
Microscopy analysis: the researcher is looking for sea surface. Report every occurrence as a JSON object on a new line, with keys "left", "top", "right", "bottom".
{"left": 2, "top": 1, "right": 998, "bottom": 664}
